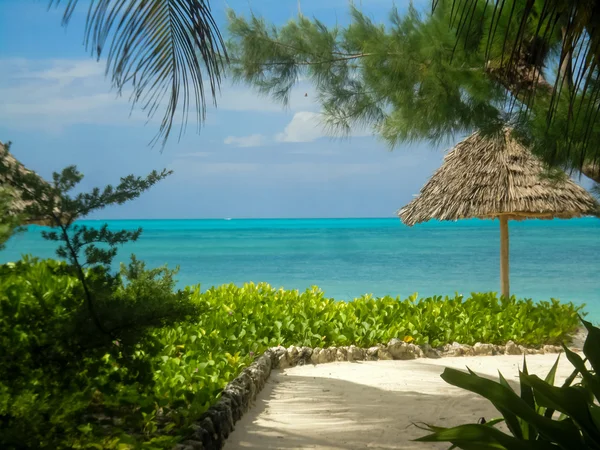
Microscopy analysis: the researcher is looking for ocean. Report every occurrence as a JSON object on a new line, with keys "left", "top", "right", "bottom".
{"left": 2, "top": 218, "right": 599, "bottom": 320}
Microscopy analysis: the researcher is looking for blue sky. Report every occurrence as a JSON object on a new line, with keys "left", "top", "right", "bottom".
{"left": 0, "top": 0, "right": 560, "bottom": 219}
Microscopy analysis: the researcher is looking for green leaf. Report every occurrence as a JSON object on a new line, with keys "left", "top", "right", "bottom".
{"left": 582, "top": 319, "right": 600, "bottom": 374}
{"left": 416, "top": 423, "right": 559, "bottom": 449}
{"left": 522, "top": 374, "right": 600, "bottom": 443}
{"left": 562, "top": 345, "right": 600, "bottom": 400}
{"left": 440, "top": 368, "right": 586, "bottom": 448}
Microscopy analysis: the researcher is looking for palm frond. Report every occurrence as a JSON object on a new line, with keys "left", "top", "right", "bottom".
{"left": 435, "top": 0, "right": 600, "bottom": 172}
{"left": 48, "top": 0, "right": 227, "bottom": 146}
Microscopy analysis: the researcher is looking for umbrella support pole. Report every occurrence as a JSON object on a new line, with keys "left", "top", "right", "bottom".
{"left": 500, "top": 216, "right": 510, "bottom": 299}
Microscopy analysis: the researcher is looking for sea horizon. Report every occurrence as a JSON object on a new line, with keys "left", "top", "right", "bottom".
{"left": 2, "top": 217, "right": 599, "bottom": 320}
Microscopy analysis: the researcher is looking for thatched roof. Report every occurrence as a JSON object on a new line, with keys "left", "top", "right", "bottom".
{"left": 0, "top": 141, "right": 65, "bottom": 226}
{"left": 398, "top": 129, "right": 599, "bottom": 226}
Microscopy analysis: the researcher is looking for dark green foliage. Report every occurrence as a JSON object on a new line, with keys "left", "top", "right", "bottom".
{"left": 0, "top": 257, "right": 200, "bottom": 450}
{"left": 0, "top": 141, "right": 171, "bottom": 336}
{"left": 438, "top": 0, "right": 600, "bottom": 162}
{"left": 0, "top": 266, "right": 583, "bottom": 449}
{"left": 416, "top": 319, "right": 600, "bottom": 449}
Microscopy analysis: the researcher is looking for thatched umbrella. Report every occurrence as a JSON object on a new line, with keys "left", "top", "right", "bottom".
{"left": 0, "top": 141, "right": 68, "bottom": 226}
{"left": 397, "top": 129, "right": 599, "bottom": 299}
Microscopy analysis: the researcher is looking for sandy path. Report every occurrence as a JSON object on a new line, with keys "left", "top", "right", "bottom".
{"left": 224, "top": 354, "right": 577, "bottom": 449}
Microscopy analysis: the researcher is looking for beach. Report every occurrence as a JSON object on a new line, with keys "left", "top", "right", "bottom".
{"left": 224, "top": 354, "right": 577, "bottom": 449}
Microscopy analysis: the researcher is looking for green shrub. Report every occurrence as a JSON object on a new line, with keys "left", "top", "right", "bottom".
{"left": 0, "top": 257, "right": 200, "bottom": 450}
{"left": 0, "top": 258, "right": 584, "bottom": 449}
{"left": 416, "top": 318, "right": 600, "bottom": 449}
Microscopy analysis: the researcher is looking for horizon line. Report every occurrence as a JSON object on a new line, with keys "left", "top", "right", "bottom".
{"left": 81, "top": 216, "right": 400, "bottom": 221}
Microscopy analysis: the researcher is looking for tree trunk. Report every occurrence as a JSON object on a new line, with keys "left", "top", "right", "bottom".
{"left": 500, "top": 216, "right": 510, "bottom": 299}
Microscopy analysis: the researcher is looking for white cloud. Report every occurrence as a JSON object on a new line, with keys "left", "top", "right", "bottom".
{"left": 224, "top": 134, "right": 267, "bottom": 147}
{"left": 0, "top": 58, "right": 320, "bottom": 133}
{"left": 275, "top": 112, "right": 324, "bottom": 143}
{"left": 276, "top": 111, "right": 372, "bottom": 143}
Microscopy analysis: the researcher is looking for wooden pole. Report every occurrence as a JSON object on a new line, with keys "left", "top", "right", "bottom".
{"left": 500, "top": 216, "right": 510, "bottom": 299}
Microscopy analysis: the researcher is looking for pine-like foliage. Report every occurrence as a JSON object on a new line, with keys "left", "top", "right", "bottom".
{"left": 0, "top": 141, "right": 172, "bottom": 336}
{"left": 227, "top": 3, "right": 600, "bottom": 185}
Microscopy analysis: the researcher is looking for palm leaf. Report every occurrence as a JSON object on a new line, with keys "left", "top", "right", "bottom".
{"left": 435, "top": 0, "right": 600, "bottom": 178}
{"left": 48, "top": 0, "right": 227, "bottom": 146}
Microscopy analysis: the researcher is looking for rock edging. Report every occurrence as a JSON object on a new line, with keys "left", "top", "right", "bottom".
{"left": 175, "top": 340, "right": 564, "bottom": 450}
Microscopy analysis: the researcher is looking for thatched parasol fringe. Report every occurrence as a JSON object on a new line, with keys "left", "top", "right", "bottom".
{"left": 0, "top": 141, "right": 69, "bottom": 226}
{"left": 397, "top": 129, "right": 599, "bottom": 299}
{"left": 398, "top": 129, "right": 598, "bottom": 226}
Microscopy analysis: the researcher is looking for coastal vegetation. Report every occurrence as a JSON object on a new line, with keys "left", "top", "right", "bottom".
{"left": 0, "top": 256, "right": 582, "bottom": 449}
{"left": 418, "top": 318, "right": 600, "bottom": 449}
{"left": 1, "top": 1, "right": 599, "bottom": 449}
{"left": 0, "top": 140, "right": 586, "bottom": 448}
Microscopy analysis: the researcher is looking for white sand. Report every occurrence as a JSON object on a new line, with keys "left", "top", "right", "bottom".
{"left": 224, "top": 354, "right": 577, "bottom": 449}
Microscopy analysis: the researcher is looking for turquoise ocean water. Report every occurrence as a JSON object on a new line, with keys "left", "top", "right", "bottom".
{"left": 2, "top": 218, "right": 599, "bottom": 319}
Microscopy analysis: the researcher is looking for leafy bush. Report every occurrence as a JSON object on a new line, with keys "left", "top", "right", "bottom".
{"left": 0, "top": 259, "right": 583, "bottom": 449}
{"left": 416, "top": 318, "right": 600, "bottom": 449}
{"left": 0, "top": 256, "right": 199, "bottom": 449}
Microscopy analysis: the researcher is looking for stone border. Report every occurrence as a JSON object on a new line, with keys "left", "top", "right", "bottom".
{"left": 174, "top": 340, "right": 564, "bottom": 450}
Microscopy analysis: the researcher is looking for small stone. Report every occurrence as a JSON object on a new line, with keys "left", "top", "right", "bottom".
{"left": 336, "top": 347, "right": 348, "bottom": 361}
{"left": 311, "top": 348, "right": 322, "bottom": 365}
{"left": 518, "top": 345, "right": 529, "bottom": 355}
{"left": 463, "top": 345, "right": 476, "bottom": 356}
{"left": 543, "top": 345, "right": 562, "bottom": 354}
{"left": 419, "top": 343, "right": 439, "bottom": 358}
{"left": 408, "top": 343, "right": 424, "bottom": 358}
{"left": 317, "top": 348, "right": 334, "bottom": 364}
{"left": 287, "top": 345, "right": 299, "bottom": 358}
{"left": 388, "top": 338, "right": 413, "bottom": 359}
{"left": 473, "top": 343, "right": 494, "bottom": 356}
{"left": 495, "top": 345, "right": 506, "bottom": 355}
{"left": 378, "top": 348, "right": 393, "bottom": 360}
{"left": 278, "top": 353, "right": 291, "bottom": 369}
{"left": 347, "top": 345, "right": 365, "bottom": 361}
{"left": 442, "top": 342, "right": 464, "bottom": 357}
{"left": 367, "top": 346, "right": 380, "bottom": 356}
{"left": 505, "top": 340, "right": 522, "bottom": 355}
{"left": 300, "top": 346, "right": 313, "bottom": 358}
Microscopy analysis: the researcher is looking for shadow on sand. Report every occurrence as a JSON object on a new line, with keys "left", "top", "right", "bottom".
{"left": 223, "top": 362, "right": 516, "bottom": 450}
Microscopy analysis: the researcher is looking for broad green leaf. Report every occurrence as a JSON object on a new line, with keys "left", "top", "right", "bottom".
{"left": 416, "top": 423, "right": 559, "bottom": 449}
{"left": 440, "top": 368, "right": 586, "bottom": 448}
{"left": 522, "top": 374, "right": 600, "bottom": 443}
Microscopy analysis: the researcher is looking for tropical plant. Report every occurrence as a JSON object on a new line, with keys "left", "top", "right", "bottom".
{"left": 435, "top": 0, "right": 600, "bottom": 167}
{"left": 226, "top": 2, "right": 600, "bottom": 184}
{"left": 0, "top": 269, "right": 584, "bottom": 449}
{"left": 0, "top": 141, "right": 171, "bottom": 337}
{"left": 416, "top": 318, "right": 600, "bottom": 449}
{"left": 47, "top": 0, "right": 227, "bottom": 146}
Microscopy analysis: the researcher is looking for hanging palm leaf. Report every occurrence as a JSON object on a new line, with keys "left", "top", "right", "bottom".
{"left": 48, "top": 0, "right": 227, "bottom": 146}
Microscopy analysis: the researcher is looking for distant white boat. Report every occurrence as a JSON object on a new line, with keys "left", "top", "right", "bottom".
{"left": 224, "top": 218, "right": 232, "bottom": 221}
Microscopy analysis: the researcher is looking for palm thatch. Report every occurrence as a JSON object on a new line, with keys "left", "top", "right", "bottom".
{"left": 0, "top": 141, "right": 66, "bottom": 226}
{"left": 398, "top": 129, "right": 599, "bottom": 226}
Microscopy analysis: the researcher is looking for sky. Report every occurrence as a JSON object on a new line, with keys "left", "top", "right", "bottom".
{"left": 0, "top": 0, "right": 567, "bottom": 219}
